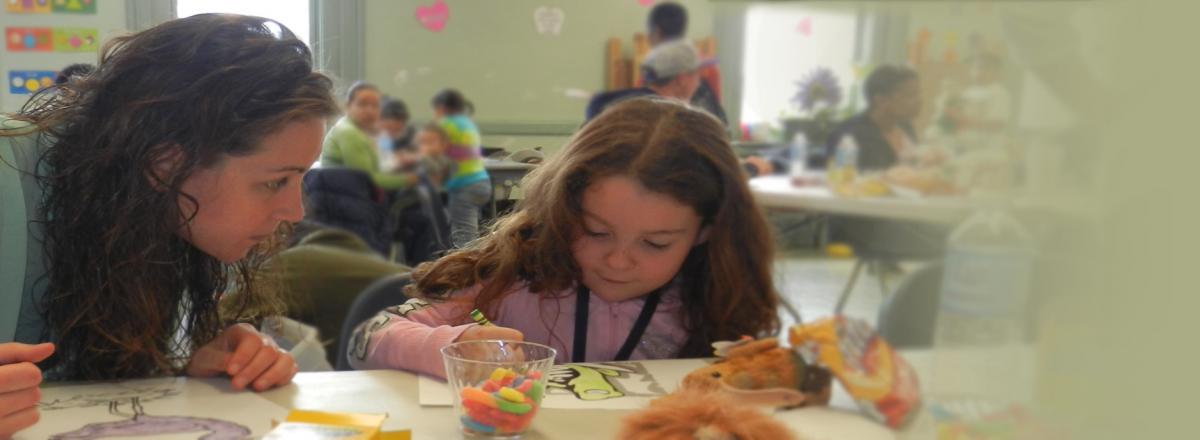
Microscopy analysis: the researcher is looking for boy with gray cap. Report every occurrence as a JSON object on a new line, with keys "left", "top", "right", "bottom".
{"left": 585, "top": 39, "right": 707, "bottom": 121}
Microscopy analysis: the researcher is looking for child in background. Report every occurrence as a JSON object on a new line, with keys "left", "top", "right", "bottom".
{"left": 431, "top": 89, "right": 491, "bottom": 248}
{"left": 321, "top": 82, "right": 417, "bottom": 190}
{"left": 348, "top": 97, "right": 782, "bottom": 377}
{"left": 379, "top": 97, "right": 417, "bottom": 172}
{"left": 414, "top": 122, "right": 453, "bottom": 189}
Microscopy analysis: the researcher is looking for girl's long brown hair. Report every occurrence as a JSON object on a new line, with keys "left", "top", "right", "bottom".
{"left": 3, "top": 14, "right": 337, "bottom": 380}
{"left": 409, "top": 97, "right": 780, "bottom": 357}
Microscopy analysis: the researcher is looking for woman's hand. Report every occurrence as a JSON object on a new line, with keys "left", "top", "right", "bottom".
{"left": 186, "top": 324, "right": 297, "bottom": 392}
{"left": 0, "top": 342, "right": 54, "bottom": 439}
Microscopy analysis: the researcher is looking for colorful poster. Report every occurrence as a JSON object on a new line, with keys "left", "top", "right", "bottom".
{"left": 5, "top": 0, "right": 51, "bottom": 13}
{"left": 51, "top": 0, "right": 94, "bottom": 14}
{"left": 8, "top": 70, "right": 57, "bottom": 94}
{"left": 52, "top": 27, "right": 98, "bottom": 52}
{"left": 5, "top": 27, "right": 54, "bottom": 52}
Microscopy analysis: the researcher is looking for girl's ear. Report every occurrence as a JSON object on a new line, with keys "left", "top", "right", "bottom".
{"left": 694, "top": 226, "right": 711, "bottom": 246}
{"left": 147, "top": 144, "right": 185, "bottom": 192}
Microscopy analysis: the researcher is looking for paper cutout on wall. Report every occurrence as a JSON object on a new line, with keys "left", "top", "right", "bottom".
{"left": 6, "top": 27, "right": 54, "bottom": 52}
{"left": 8, "top": 70, "right": 56, "bottom": 94}
{"left": 533, "top": 6, "right": 565, "bottom": 36}
{"left": 52, "top": 28, "right": 98, "bottom": 52}
{"left": 393, "top": 69, "right": 409, "bottom": 87}
{"left": 51, "top": 0, "right": 95, "bottom": 14}
{"left": 637, "top": 0, "right": 655, "bottom": 6}
{"left": 415, "top": 0, "right": 449, "bottom": 33}
{"left": 5, "top": 0, "right": 51, "bottom": 13}
{"left": 796, "top": 17, "right": 813, "bottom": 37}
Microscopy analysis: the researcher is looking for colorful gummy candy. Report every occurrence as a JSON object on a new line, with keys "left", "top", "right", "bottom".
{"left": 458, "top": 367, "right": 547, "bottom": 435}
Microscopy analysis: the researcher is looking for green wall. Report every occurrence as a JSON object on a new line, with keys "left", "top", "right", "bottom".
{"left": 362, "top": 0, "right": 714, "bottom": 154}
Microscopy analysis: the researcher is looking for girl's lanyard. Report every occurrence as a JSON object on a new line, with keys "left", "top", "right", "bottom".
{"left": 571, "top": 284, "right": 663, "bottom": 363}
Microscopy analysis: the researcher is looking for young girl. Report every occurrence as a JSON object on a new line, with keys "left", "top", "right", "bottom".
{"left": 348, "top": 97, "right": 781, "bottom": 377}
{"left": 414, "top": 122, "right": 453, "bottom": 188}
{"left": 431, "top": 89, "right": 491, "bottom": 247}
{"left": 321, "top": 82, "right": 417, "bottom": 190}
{"left": 0, "top": 14, "right": 337, "bottom": 437}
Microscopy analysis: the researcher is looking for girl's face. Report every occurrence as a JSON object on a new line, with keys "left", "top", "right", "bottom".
{"left": 415, "top": 128, "right": 446, "bottom": 156}
{"left": 571, "top": 175, "right": 707, "bottom": 303}
{"left": 178, "top": 118, "right": 325, "bottom": 263}
{"left": 347, "top": 89, "right": 381, "bottom": 131}
{"left": 379, "top": 117, "right": 407, "bottom": 141}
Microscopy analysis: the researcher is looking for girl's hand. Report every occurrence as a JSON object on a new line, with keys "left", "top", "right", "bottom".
{"left": 186, "top": 324, "right": 297, "bottom": 392}
{"left": 0, "top": 342, "right": 54, "bottom": 438}
{"left": 457, "top": 325, "right": 523, "bottom": 343}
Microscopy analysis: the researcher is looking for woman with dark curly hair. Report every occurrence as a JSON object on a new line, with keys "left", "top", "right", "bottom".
{"left": 0, "top": 14, "right": 338, "bottom": 436}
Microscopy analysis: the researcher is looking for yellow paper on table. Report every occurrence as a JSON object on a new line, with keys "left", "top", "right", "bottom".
{"left": 264, "top": 409, "right": 410, "bottom": 440}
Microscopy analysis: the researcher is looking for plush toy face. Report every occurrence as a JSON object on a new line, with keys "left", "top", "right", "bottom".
{"left": 681, "top": 337, "right": 833, "bottom": 408}
{"left": 683, "top": 349, "right": 795, "bottom": 391}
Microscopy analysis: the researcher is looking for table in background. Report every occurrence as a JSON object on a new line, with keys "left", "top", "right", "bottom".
{"left": 483, "top": 159, "right": 537, "bottom": 218}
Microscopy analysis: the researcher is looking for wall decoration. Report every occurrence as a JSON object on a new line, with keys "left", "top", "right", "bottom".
{"left": 5, "top": 27, "right": 54, "bottom": 52}
{"left": 533, "top": 6, "right": 565, "bottom": 36}
{"left": 415, "top": 0, "right": 449, "bottom": 33}
{"left": 8, "top": 70, "right": 56, "bottom": 94}
{"left": 52, "top": 27, "right": 98, "bottom": 52}
{"left": 51, "top": 0, "right": 95, "bottom": 14}
{"left": 796, "top": 16, "right": 813, "bottom": 37}
{"left": 5, "top": 0, "right": 52, "bottom": 14}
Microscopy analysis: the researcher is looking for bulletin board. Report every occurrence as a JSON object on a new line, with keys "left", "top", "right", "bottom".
{"left": 0, "top": 0, "right": 126, "bottom": 113}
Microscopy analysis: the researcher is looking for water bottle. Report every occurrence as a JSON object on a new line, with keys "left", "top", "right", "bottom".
{"left": 930, "top": 201, "right": 1037, "bottom": 415}
{"left": 829, "top": 136, "right": 858, "bottom": 189}
{"left": 789, "top": 133, "right": 808, "bottom": 178}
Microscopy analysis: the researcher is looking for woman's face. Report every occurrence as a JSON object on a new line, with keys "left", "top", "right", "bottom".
{"left": 347, "top": 89, "right": 381, "bottom": 131}
{"left": 178, "top": 118, "right": 325, "bottom": 263}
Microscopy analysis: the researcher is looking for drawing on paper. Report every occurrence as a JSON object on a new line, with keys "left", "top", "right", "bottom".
{"left": 545, "top": 362, "right": 667, "bottom": 401}
{"left": 49, "top": 397, "right": 251, "bottom": 440}
{"left": 39, "top": 383, "right": 181, "bottom": 411}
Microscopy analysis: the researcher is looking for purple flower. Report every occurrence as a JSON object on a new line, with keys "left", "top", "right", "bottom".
{"left": 792, "top": 67, "right": 842, "bottom": 114}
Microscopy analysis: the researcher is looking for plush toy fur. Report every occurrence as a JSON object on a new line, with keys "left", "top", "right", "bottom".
{"left": 682, "top": 338, "right": 832, "bottom": 407}
{"left": 617, "top": 388, "right": 800, "bottom": 440}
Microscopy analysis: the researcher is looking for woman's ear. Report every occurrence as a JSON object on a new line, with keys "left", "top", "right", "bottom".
{"left": 146, "top": 144, "right": 184, "bottom": 192}
{"left": 694, "top": 226, "right": 712, "bottom": 246}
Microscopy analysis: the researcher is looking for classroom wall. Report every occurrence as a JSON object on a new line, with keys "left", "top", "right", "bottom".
{"left": 0, "top": 0, "right": 127, "bottom": 113}
{"left": 361, "top": 0, "right": 713, "bottom": 156}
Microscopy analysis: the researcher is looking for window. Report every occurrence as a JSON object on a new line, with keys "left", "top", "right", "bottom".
{"left": 176, "top": 0, "right": 310, "bottom": 46}
{"left": 740, "top": 4, "right": 863, "bottom": 125}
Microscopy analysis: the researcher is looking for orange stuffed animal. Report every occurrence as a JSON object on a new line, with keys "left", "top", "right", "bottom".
{"left": 681, "top": 337, "right": 832, "bottom": 408}
{"left": 617, "top": 388, "right": 801, "bottom": 440}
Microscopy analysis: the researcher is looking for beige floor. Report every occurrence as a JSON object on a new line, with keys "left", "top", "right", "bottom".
{"left": 773, "top": 252, "right": 895, "bottom": 331}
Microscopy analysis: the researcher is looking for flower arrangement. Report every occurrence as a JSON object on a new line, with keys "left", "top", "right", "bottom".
{"left": 786, "top": 67, "right": 844, "bottom": 146}
{"left": 792, "top": 67, "right": 843, "bottom": 117}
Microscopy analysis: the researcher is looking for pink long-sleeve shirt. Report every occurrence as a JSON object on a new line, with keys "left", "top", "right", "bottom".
{"left": 346, "top": 281, "right": 689, "bottom": 378}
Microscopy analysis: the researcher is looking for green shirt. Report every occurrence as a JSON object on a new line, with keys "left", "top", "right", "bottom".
{"left": 319, "top": 117, "right": 413, "bottom": 190}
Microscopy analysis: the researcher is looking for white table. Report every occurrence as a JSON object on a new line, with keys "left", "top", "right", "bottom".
{"left": 750, "top": 175, "right": 1097, "bottom": 225}
{"left": 253, "top": 353, "right": 947, "bottom": 440}
{"left": 749, "top": 175, "right": 973, "bottom": 225}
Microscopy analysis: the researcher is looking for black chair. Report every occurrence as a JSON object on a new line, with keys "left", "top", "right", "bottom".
{"left": 876, "top": 263, "right": 943, "bottom": 348}
{"left": 302, "top": 168, "right": 393, "bottom": 256}
{"left": 336, "top": 272, "right": 413, "bottom": 371}
{"left": 411, "top": 175, "right": 451, "bottom": 263}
